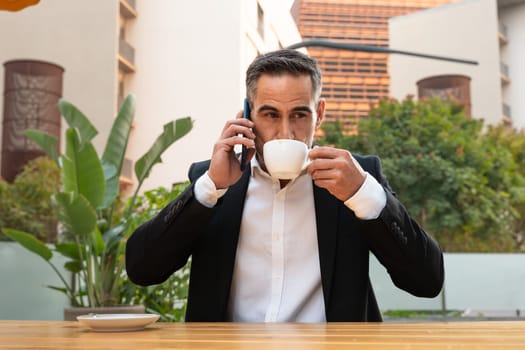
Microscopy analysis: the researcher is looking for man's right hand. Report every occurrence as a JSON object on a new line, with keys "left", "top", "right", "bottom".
{"left": 207, "top": 111, "right": 256, "bottom": 189}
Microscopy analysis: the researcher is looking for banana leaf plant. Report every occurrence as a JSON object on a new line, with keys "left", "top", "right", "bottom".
{"left": 2, "top": 94, "right": 193, "bottom": 307}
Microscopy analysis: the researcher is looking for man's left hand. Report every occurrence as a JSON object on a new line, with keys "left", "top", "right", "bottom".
{"left": 307, "top": 146, "right": 366, "bottom": 202}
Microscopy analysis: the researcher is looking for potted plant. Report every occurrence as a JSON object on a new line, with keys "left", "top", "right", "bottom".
{"left": 2, "top": 94, "right": 193, "bottom": 319}
{"left": 119, "top": 184, "right": 191, "bottom": 321}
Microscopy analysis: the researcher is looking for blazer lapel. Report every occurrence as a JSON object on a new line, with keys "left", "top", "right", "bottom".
{"left": 313, "top": 184, "right": 339, "bottom": 306}
{"left": 218, "top": 169, "right": 251, "bottom": 259}
{"left": 214, "top": 169, "right": 251, "bottom": 313}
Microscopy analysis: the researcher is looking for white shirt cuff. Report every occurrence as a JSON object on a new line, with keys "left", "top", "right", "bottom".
{"left": 194, "top": 171, "right": 228, "bottom": 208}
{"left": 344, "top": 172, "right": 386, "bottom": 220}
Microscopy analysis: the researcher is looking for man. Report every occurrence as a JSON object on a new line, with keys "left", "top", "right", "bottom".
{"left": 126, "top": 49, "right": 444, "bottom": 322}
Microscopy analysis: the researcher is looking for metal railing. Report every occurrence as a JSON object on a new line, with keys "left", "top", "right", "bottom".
{"left": 499, "top": 22, "right": 508, "bottom": 39}
{"left": 501, "top": 62, "right": 510, "bottom": 78}
{"left": 119, "top": 38, "right": 135, "bottom": 66}
{"left": 120, "top": 0, "right": 136, "bottom": 18}
{"left": 503, "top": 103, "right": 512, "bottom": 119}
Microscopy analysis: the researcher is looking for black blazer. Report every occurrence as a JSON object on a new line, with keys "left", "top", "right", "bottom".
{"left": 126, "top": 154, "right": 444, "bottom": 322}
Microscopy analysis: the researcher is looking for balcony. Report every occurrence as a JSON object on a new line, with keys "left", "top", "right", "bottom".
{"left": 500, "top": 62, "right": 510, "bottom": 85}
{"left": 118, "top": 38, "right": 136, "bottom": 73}
{"left": 498, "top": 22, "right": 508, "bottom": 45}
{"left": 502, "top": 103, "right": 512, "bottom": 125}
{"left": 119, "top": 0, "right": 137, "bottom": 19}
{"left": 119, "top": 157, "right": 134, "bottom": 194}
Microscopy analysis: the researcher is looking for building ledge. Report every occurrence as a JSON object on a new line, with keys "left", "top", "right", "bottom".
{"left": 502, "top": 115, "right": 512, "bottom": 127}
{"left": 119, "top": 175, "right": 134, "bottom": 195}
{"left": 118, "top": 55, "right": 136, "bottom": 73}
{"left": 120, "top": 0, "right": 137, "bottom": 19}
{"left": 499, "top": 32, "right": 508, "bottom": 45}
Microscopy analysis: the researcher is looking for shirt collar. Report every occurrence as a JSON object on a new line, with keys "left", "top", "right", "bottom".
{"left": 250, "top": 156, "right": 267, "bottom": 178}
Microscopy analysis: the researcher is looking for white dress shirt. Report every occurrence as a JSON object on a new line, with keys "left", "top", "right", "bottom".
{"left": 194, "top": 157, "right": 386, "bottom": 322}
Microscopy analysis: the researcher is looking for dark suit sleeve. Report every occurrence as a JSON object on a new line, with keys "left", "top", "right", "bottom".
{"left": 125, "top": 161, "right": 213, "bottom": 286}
{"left": 357, "top": 155, "right": 444, "bottom": 298}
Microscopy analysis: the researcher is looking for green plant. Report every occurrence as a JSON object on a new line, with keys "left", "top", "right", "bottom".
{"left": 382, "top": 309, "right": 463, "bottom": 318}
{"left": 119, "top": 185, "right": 191, "bottom": 321}
{"left": 0, "top": 157, "right": 60, "bottom": 242}
{"left": 319, "top": 97, "right": 525, "bottom": 252}
{"left": 2, "top": 94, "right": 193, "bottom": 307}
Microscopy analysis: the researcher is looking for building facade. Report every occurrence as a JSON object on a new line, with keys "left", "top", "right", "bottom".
{"left": 389, "top": 0, "right": 525, "bottom": 130}
{"left": 291, "top": 0, "right": 455, "bottom": 131}
{"left": 0, "top": 0, "right": 302, "bottom": 188}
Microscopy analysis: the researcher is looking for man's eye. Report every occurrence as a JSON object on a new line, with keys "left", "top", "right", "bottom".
{"left": 265, "top": 112, "right": 279, "bottom": 119}
{"left": 292, "top": 113, "right": 307, "bottom": 119}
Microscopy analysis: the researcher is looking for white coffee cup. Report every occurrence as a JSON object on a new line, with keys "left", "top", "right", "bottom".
{"left": 263, "top": 139, "right": 309, "bottom": 180}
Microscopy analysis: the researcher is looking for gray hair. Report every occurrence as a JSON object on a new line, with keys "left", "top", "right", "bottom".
{"left": 245, "top": 49, "right": 322, "bottom": 104}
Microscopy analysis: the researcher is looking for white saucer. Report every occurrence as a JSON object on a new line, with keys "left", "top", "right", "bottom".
{"left": 77, "top": 313, "right": 160, "bottom": 332}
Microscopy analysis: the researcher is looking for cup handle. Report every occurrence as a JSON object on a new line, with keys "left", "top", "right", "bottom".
{"left": 302, "top": 158, "right": 312, "bottom": 171}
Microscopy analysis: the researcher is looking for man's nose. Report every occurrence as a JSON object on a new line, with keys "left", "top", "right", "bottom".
{"left": 277, "top": 120, "right": 294, "bottom": 139}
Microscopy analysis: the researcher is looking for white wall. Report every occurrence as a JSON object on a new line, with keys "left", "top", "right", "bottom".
{"left": 389, "top": 0, "right": 502, "bottom": 125}
{"left": 0, "top": 0, "right": 118, "bottom": 161}
{"left": 0, "top": 243, "right": 69, "bottom": 320}
{"left": 126, "top": 0, "right": 302, "bottom": 189}
{"left": 499, "top": 3, "right": 525, "bottom": 130}
{"left": 371, "top": 253, "right": 525, "bottom": 312}
{"left": 125, "top": 0, "right": 244, "bottom": 189}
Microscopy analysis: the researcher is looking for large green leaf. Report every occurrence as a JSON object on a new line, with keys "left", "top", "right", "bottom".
{"left": 46, "top": 285, "right": 71, "bottom": 294}
{"left": 100, "top": 161, "right": 118, "bottom": 209}
{"left": 63, "top": 261, "right": 82, "bottom": 273}
{"left": 58, "top": 99, "right": 98, "bottom": 146}
{"left": 103, "top": 223, "right": 126, "bottom": 253}
{"left": 53, "top": 192, "right": 97, "bottom": 236}
{"left": 100, "top": 94, "right": 136, "bottom": 208}
{"left": 135, "top": 117, "right": 193, "bottom": 183}
{"left": 102, "top": 161, "right": 118, "bottom": 180}
{"left": 2, "top": 228, "right": 52, "bottom": 261}
{"left": 54, "top": 242, "right": 81, "bottom": 260}
{"left": 90, "top": 227, "right": 105, "bottom": 256}
{"left": 24, "top": 129, "right": 59, "bottom": 164}
{"left": 62, "top": 128, "right": 106, "bottom": 209}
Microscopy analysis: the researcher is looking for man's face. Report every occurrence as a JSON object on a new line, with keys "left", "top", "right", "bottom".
{"left": 251, "top": 73, "right": 325, "bottom": 171}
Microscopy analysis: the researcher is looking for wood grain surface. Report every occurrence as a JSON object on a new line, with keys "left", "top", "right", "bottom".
{"left": 1, "top": 320, "right": 525, "bottom": 349}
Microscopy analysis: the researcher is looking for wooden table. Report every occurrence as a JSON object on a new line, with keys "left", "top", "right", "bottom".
{"left": 1, "top": 320, "right": 525, "bottom": 349}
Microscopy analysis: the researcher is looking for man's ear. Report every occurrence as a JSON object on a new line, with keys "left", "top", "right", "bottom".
{"left": 315, "top": 99, "right": 325, "bottom": 129}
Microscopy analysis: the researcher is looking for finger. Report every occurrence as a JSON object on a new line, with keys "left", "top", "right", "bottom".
{"left": 307, "top": 157, "right": 348, "bottom": 173}
{"left": 308, "top": 146, "right": 342, "bottom": 160}
{"left": 222, "top": 123, "right": 256, "bottom": 139}
{"left": 222, "top": 117, "right": 254, "bottom": 132}
{"left": 218, "top": 135, "right": 256, "bottom": 149}
{"left": 310, "top": 168, "right": 341, "bottom": 182}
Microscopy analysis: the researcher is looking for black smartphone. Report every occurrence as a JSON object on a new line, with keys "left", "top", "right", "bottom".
{"left": 240, "top": 98, "right": 251, "bottom": 171}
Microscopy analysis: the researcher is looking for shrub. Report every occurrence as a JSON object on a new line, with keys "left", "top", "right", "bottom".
{"left": 0, "top": 157, "right": 60, "bottom": 242}
{"left": 119, "top": 183, "right": 191, "bottom": 321}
